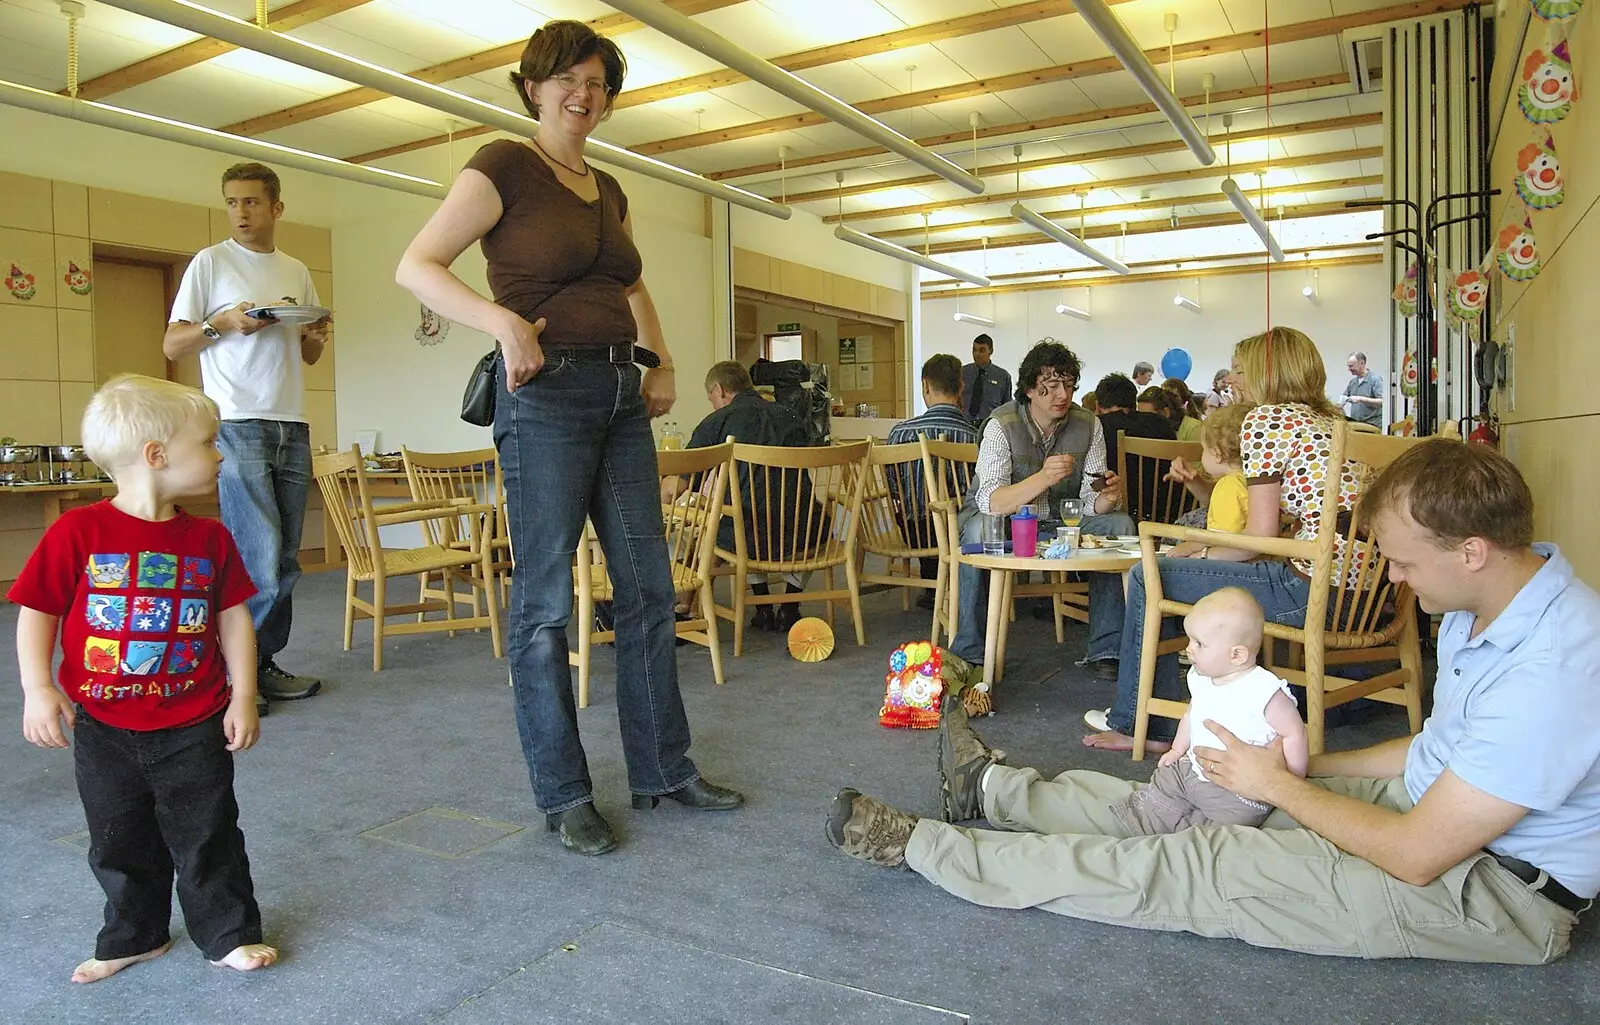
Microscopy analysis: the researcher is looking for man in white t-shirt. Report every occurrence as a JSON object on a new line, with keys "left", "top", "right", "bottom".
{"left": 165, "top": 162, "right": 330, "bottom": 712}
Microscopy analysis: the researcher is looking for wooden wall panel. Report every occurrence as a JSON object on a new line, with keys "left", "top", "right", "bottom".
{"left": 276, "top": 221, "right": 333, "bottom": 273}
{"left": 57, "top": 310, "right": 94, "bottom": 382}
{"left": 51, "top": 181, "right": 88, "bottom": 238}
{"left": 0, "top": 304, "right": 61, "bottom": 381}
{"left": 0, "top": 172, "right": 54, "bottom": 233}
{"left": 0, "top": 228, "right": 57, "bottom": 308}
{"left": 87, "top": 189, "right": 209, "bottom": 254}
{"left": 1502, "top": 417, "right": 1600, "bottom": 581}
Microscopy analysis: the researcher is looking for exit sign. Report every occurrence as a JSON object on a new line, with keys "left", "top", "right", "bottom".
{"left": 776, "top": 322, "right": 801, "bottom": 331}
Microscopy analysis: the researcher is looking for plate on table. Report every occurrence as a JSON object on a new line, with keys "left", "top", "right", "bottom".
{"left": 245, "top": 304, "right": 329, "bottom": 324}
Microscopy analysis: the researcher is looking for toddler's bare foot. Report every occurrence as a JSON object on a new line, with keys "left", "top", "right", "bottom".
{"left": 71, "top": 941, "right": 172, "bottom": 983}
{"left": 210, "top": 943, "right": 278, "bottom": 972}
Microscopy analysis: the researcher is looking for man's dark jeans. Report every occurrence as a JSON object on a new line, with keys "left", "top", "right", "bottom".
{"left": 216, "top": 418, "right": 310, "bottom": 665}
{"left": 494, "top": 356, "right": 699, "bottom": 814}
{"left": 74, "top": 709, "right": 262, "bottom": 961}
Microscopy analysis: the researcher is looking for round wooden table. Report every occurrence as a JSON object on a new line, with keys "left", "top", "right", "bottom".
{"left": 959, "top": 548, "right": 1141, "bottom": 694}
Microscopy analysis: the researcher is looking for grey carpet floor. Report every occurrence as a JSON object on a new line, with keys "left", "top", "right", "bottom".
{"left": 1, "top": 570, "right": 1595, "bottom": 1025}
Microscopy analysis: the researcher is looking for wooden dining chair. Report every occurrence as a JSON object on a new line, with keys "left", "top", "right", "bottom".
{"left": 314, "top": 446, "right": 502, "bottom": 671}
{"left": 857, "top": 441, "right": 943, "bottom": 612}
{"left": 400, "top": 447, "right": 508, "bottom": 621}
{"left": 567, "top": 443, "right": 734, "bottom": 708}
{"left": 920, "top": 437, "right": 978, "bottom": 647}
{"left": 1128, "top": 426, "right": 1429, "bottom": 758}
{"left": 1117, "top": 433, "right": 1203, "bottom": 525}
{"left": 713, "top": 440, "right": 871, "bottom": 656}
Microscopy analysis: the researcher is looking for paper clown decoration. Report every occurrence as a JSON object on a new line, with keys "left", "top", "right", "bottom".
{"left": 1519, "top": 42, "right": 1576, "bottom": 124}
{"left": 879, "top": 641, "right": 944, "bottom": 729}
{"left": 1448, "top": 270, "right": 1489, "bottom": 328}
{"left": 1391, "top": 261, "right": 1420, "bottom": 317}
{"left": 62, "top": 260, "right": 92, "bottom": 296}
{"left": 4, "top": 263, "right": 35, "bottom": 300}
{"left": 1516, "top": 136, "right": 1565, "bottom": 209}
{"left": 1532, "top": 0, "right": 1585, "bottom": 22}
{"left": 1497, "top": 220, "right": 1541, "bottom": 282}
{"left": 1400, "top": 351, "right": 1419, "bottom": 397}
{"left": 787, "top": 617, "right": 835, "bottom": 662}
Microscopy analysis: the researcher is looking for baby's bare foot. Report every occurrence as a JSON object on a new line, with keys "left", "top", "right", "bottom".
{"left": 71, "top": 941, "right": 172, "bottom": 983}
{"left": 210, "top": 943, "right": 278, "bottom": 972}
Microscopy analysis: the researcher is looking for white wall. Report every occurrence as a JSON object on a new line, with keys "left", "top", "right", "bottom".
{"left": 731, "top": 204, "right": 914, "bottom": 294}
{"left": 919, "top": 262, "right": 1394, "bottom": 412}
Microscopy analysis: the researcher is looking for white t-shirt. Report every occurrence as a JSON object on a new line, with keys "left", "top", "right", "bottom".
{"left": 169, "top": 239, "right": 319, "bottom": 422}
{"left": 1186, "top": 665, "right": 1295, "bottom": 783}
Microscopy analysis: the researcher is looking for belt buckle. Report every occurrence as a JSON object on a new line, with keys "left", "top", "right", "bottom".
{"left": 608, "top": 343, "right": 632, "bottom": 364}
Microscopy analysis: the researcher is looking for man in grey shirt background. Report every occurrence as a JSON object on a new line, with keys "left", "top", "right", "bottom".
{"left": 1342, "top": 351, "right": 1384, "bottom": 428}
{"left": 961, "top": 334, "right": 1012, "bottom": 421}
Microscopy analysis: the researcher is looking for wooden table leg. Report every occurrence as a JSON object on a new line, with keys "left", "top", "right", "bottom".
{"left": 982, "top": 567, "right": 1007, "bottom": 692}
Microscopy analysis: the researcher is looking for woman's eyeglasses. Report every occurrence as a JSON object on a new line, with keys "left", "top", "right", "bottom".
{"left": 553, "top": 73, "right": 609, "bottom": 96}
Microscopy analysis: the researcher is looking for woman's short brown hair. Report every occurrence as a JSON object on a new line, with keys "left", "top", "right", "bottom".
{"left": 509, "top": 20, "right": 627, "bottom": 121}
{"left": 1359, "top": 439, "right": 1534, "bottom": 550}
{"left": 1233, "top": 326, "right": 1341, "bottom": 418}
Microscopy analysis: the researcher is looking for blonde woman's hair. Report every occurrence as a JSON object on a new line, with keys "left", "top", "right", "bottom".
{"left": 1200, "top": 402, "right": 1255, "bottom": 467}
{"left": 1232, "top": 326, "right": 1341, "bottom": 417}
{"left": 82, "top": 374, "right": 218, "bottom": 472}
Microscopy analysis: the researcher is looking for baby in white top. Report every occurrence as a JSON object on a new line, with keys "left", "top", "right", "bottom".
{"left": 1111, "top": 587, "right": 1309, "bottom": 835}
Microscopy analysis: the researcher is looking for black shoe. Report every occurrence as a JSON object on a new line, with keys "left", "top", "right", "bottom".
{"left": 632, "top": 778, "right": 745, "bottom": 811}
{"left": 775, "top": 602, "right": 802, "bottom": 631}
{"left": 546, "top": 803, "right": 618, "bottom": 856}
{"left": 916, "top": 592, "right": 936, "bottom": 610}
{"left": 749, "top": 606, "right": 775, "bottom": 632}
{"left": 259, "top": 661, "right": 322, "bottom": 701}
{"left": 1091, "top": 659, "right": 1120, "bottom": 683}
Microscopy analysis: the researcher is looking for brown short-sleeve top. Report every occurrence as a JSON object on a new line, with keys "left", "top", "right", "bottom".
{"left": 464, "top": 140, "right": 643, "bottom": 349}
{"left": 1240, "top": 403, "right": 1366, "bottom": 586}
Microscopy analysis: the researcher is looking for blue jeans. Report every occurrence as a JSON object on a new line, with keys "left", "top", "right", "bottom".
{"left": 949, "top": 510, "right": 1135, "bottom": 665}
{"left": 494, "top": 356, "right": 698, "bottom": 814}
{"left": 216, "top": 419, "right": 310, "bottom": 664}
{"left": 1106, "top": 558, "right": 1312, "bottom": 738}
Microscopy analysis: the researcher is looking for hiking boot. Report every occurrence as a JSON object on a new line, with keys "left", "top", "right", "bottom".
{"left": 939, "top": 691, "right": 1005, "bottom": 823}
{"left": 259, "top": 661, "right": 322, "bottom": 701}
{"left": 825, "top": 788, "right": 916, "bottom": 868}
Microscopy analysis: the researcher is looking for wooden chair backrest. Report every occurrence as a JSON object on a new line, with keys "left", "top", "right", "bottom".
{"left": 860, "top": 441, "right": 939, "bottom": 557}
{"left": 919, "top": 437, "right": 978, "bottom": 561}
{"left": 312, "top": 446, "right": 379, "bottom": 578}
{"left": 656, "top": 443, "right": 733, "bottom": 588}
{"left": 727, "top": 441, "right": 870, "bottom": 567}
{"left": 401, "top": 446, "right": 499, "bottom": 547}
{"left": 1117, "top": 432, "right": 1202, "bottom": 525}
{"left": 1322, "top": 428, "right": 1429, "bottom": 640}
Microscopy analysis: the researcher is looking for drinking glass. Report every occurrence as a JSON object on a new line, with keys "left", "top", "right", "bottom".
{"left": 1059, "top": 498, "right": 1083, "bottom": 528}
{"left": 981, "top": 514, "right": 1007, "bottom": 556}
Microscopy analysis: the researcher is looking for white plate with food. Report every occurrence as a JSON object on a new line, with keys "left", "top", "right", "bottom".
{"left": 246, "top": 304, "right": 330, "bottom": 324}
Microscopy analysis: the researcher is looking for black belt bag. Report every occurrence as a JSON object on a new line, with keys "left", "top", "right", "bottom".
{"left": 459, "top": 343, "right": 660, "bottom": 427}
{"left": 1491, "top": 853, "right": 1591, "bottom": 914}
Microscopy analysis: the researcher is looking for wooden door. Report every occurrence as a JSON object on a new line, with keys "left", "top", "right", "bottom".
{"left": 91, "top": 259, "right": 178, "bottom": 385}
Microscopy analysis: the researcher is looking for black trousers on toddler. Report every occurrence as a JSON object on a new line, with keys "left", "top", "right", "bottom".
{"left": 74, "top": 708, "right": 262, "bottom": 961}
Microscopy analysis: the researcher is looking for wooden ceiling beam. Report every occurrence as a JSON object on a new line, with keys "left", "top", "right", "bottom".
{"left": 72, "top": 0, "right": 375, "bottom": 101}
{"left": 837, "top": 146, "right": 1382, "bottom": 227}
{"left": 219, "top": 0, "right": 743, "bottom": 137}
{"left": 632, "top": 0, "right": 1473, "bottom": 156}
{"left": 916, "top": 198, "right": 1361, "bottom": 256}
{"left": 783, "top": 111, "right": 1381, "bottom": 204}
{"left": 705, "top": 73, "right": 1346, "bottom": 182}
{"left": 877, "top": 172, "right": 1382, "bottom": 241}
{"left": 923, "top": 252, "right": 1382, "bottom": 297}
{"left": 922, "top": 241, "right": 1382, "bottom": 287}
{"left": 617, "top": 0, "right": 1135, "bottom": 109}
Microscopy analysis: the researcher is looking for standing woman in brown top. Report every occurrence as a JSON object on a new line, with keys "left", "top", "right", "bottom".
{"left": 396, "top": 20, "right": 742, "bottom": 857}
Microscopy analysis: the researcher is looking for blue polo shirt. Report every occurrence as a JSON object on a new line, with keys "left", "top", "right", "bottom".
{"left": 1403, "top": 544, "right": 1600, "bottom": 896}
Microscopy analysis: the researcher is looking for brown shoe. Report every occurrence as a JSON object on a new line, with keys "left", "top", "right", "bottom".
{"left": 824, "top": 789, "right": 917, "bottom": 868}
{"left": 939, "top": 692, "right": 1005, "bottom": 822}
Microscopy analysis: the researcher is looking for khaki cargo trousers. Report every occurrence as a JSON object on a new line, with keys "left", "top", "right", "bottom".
{"left": 904, "top": 765, "right": 1580, "bottom": 963}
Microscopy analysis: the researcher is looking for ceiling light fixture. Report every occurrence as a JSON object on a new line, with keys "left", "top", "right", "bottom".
{"left": 600, "top": 0, "right": 984, "bottom": 194}
{"left": 953, "top": 311, "right": 996, "bottom": 326}
{"left": 1218, "top": 113, "right": 1285, "bottom": 261}
{"left": 93, "top": 0, "right": 790, "bottom": 218}
{"left": 1010, "top": 202, "right": 1130, "bottom": 275}
{"left": 1055, "top": 276, "right": 1092, "bottom": 319}
{"left": 1174, "top": 272, "right": 1202, "bottom": 313}
{"left": 1302, "top": 260, "right": 1320, "bottom": 302}
{"left": 1071, "top": 0, "right": 1216, "bottom": 166}
{"left": 833, "top": 226, "right": 991, "bottom": 287}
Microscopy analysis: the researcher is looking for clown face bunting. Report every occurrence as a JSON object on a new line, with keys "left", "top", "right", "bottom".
{"left": 1392, "top": 261, "right": 1420, "bottom": 317}
{"left": 1519, "top": 43, "right": 1576, "bottom": 124}
{"left": 1516, "top": 136, "right": 1565, "bottom": 209}
{"left": 1497, "top": 220, "right": 1541, "bottom": 282}
{"left": 879, "top": 641, "right": 943, "bottom": 729}
{"left": 1448, "top": 270, "right": 1488, "bottom": 328}
{"left": 1532, "top": 0, "right": 1585, "bottom": 22}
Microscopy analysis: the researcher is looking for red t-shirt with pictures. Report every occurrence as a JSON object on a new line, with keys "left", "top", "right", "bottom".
{"left": 7, "top": 501, "right": 255, "bottom": 731}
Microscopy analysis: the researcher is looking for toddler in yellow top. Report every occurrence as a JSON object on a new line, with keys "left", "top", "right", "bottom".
{"left": 1170, "top": 402, "right": 1252, "bottom": 556}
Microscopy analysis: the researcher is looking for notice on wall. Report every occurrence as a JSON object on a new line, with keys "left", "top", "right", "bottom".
{"left": 837, "top": 364, "right": 858, "bottom": 390}
{"left": 854, "top": 363, "right": 875, "bottom": 391}
{"left": 838, "top": 337, "right": 857, "bottom": 364}
{"left": 852, "top": 337, "right": 875, "bottom": 363}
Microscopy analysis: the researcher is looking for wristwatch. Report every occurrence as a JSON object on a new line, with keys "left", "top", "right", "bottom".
{"left": 201, "top": 319, "right": 221, "bottom": 340}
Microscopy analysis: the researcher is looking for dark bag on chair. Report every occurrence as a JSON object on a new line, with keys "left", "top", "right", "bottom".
{"left": 460, "top": 344, "right": 500, "bottom": 426}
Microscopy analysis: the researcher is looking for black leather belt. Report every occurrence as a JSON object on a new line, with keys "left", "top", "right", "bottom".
{"left": 543, "top": 343, "right": 660, "bottom": 368}
{"left": 1492, "top": 853, "right": 1591, "bottom": 914}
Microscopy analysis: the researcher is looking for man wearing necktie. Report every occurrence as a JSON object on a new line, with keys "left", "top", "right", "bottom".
{"left": 961, "top": 335, "right": 1011, "bottom": 422}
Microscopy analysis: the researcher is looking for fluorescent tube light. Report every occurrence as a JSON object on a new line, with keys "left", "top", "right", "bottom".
{"left": 1173, "top": 294, "right": 1202, "bottom": 313}
{"left": 1010, "top": 203, "right": 1130, "bottom": 275}
{"left": 1071, "top": 0, "right": 1217, "bottom": 166}
{"left": 1054, "top": 303, "right": 1092, "bottom": 320}
{"left": 953, "top": 311, "right": 995, "bottom": 326}
{"left": 1220, "top": 178, "right": 1287, "bottom": 261}
{"left": 833, "top": 226, "right": 991, "bottom": 287}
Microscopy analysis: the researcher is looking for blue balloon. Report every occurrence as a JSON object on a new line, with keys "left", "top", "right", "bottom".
{"left": 1160, "top": 348, "right": 1193, "bottom": 381}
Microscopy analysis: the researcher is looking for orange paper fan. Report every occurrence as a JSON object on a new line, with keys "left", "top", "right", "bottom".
{"left": 787, "top": 617, "right": 835, "bottom": 662}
